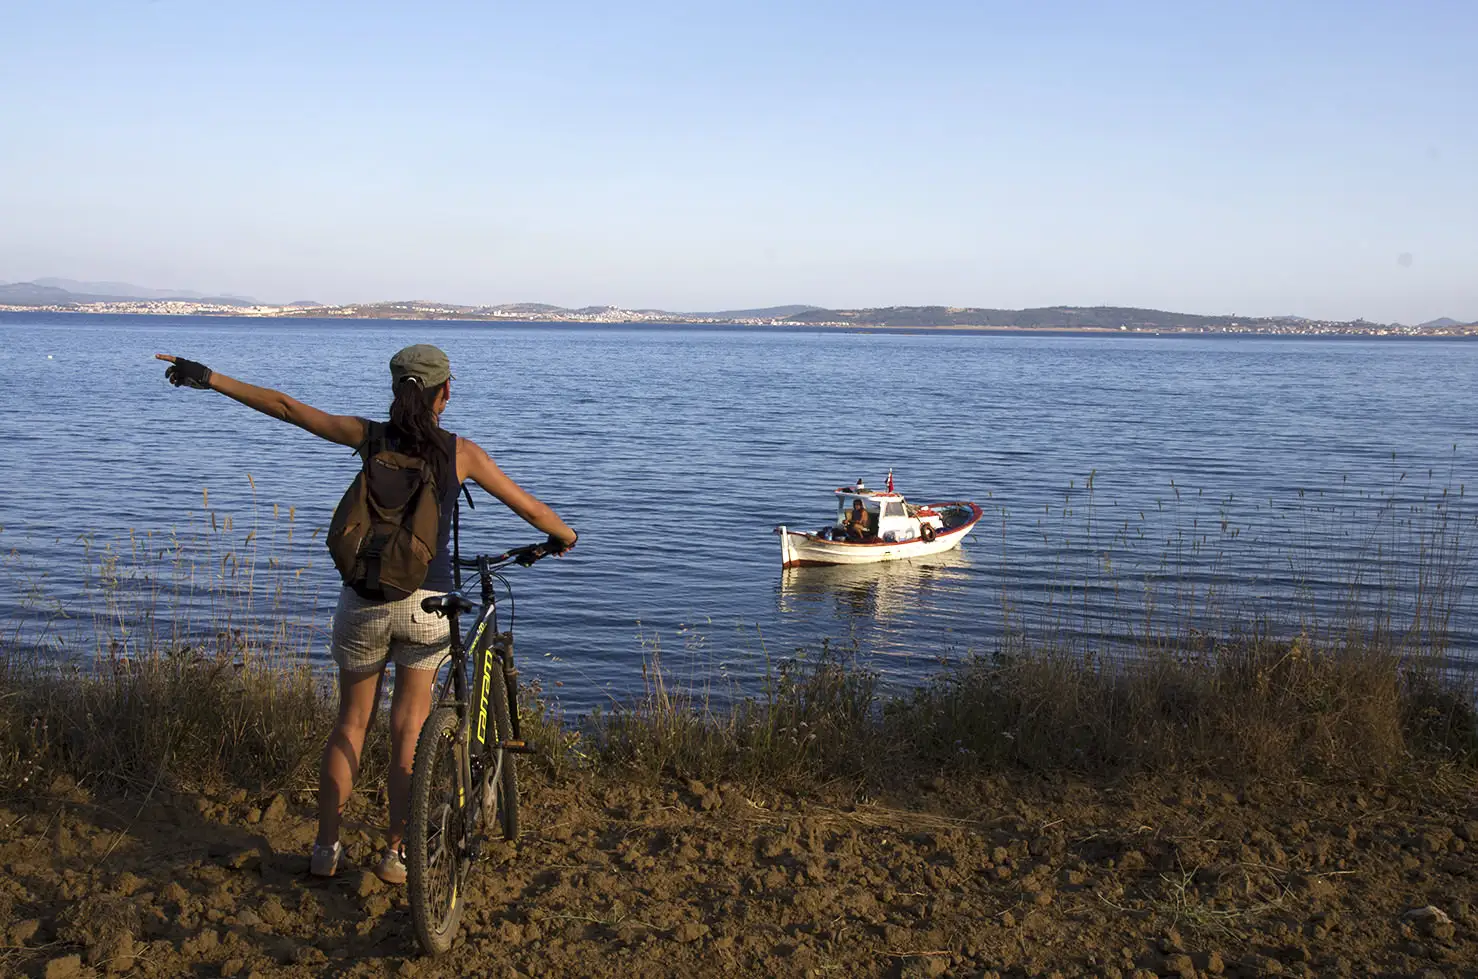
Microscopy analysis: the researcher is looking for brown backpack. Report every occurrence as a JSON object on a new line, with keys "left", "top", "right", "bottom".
{"left": 326, "top": 422, "right": 443, "bottom": 601}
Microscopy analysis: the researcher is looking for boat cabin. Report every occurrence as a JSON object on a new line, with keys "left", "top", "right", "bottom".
{"left": 834, "top": 482, "right": 918, "bottom": 542}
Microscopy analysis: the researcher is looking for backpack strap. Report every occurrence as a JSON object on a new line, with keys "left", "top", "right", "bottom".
{"left": 355, "top": 421, "right": 390, "bottom": 599}
{"left": 357, "top": 420, "right": 389, "bottom": 463}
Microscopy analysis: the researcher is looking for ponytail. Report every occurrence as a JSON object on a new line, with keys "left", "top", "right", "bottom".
{"left": 387, "top": 378, "right": 450, "bottom": 468}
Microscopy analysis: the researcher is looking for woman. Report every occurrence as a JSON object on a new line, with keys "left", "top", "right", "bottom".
{"left": 156, "top": 344, "right": 577, "bottom": 882}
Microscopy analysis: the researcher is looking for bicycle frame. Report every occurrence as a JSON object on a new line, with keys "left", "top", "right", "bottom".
{"left": 431, "top": 570, "right": 532, "bottom": 826}
{"left": 439, "top": 572, "right": 524, "bottom": 746}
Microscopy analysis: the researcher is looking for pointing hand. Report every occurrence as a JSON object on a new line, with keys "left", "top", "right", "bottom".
{"left": 155, "top": 354, "right": 214, "bottom": 390}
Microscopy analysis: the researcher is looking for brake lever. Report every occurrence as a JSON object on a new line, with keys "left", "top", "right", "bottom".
{"left": 515, "top": 546, "right": 546, "bottom": 567}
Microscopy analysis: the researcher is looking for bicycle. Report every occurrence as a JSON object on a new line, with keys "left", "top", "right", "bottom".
{"left": 404, "top": 534, "right": 561, "bottom": 956}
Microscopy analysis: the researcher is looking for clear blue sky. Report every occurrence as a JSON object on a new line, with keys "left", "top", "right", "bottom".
{"left": 3, "top": 0, "right": 1474, "bottom": 321}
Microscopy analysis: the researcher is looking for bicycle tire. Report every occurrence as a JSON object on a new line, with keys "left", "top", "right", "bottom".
{"left": 482, "top": 645, "right": 520, "bottom": 842}
{"left": 406, "top": 706, "right": 467, "bottom": 956}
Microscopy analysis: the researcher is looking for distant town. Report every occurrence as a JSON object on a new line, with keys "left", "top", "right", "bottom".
{"left": 1, "top": 279, "right": 1474, "bottom": 336}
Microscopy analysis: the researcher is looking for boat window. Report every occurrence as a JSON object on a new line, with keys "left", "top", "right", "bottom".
{"left": 883, "top": 502, "right": 906, "bottom": 518}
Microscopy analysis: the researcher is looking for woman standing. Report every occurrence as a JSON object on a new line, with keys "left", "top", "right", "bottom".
{"left": 156, "top": 344, "right": 577, "bottom": 882}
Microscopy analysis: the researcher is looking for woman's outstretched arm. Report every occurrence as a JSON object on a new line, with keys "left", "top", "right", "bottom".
{"left": 457, "top": 437, "right": 578, "bottom": 548}
{"left": 155, "top": 354, "right": 368, "bottom": 448}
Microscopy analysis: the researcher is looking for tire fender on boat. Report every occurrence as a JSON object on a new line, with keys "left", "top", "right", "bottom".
{"left": 920, "top": 523, "right": 936, "bottom": 542}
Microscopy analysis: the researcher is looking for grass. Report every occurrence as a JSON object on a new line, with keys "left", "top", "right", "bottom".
{"left": 1, "top": 469, "right": 1476, "bottom": 802}
{"left": 3, "top": 629, "right": 1474, "bottom": 801}
{"left": 591, "top": 635, "right": 1477, "bottom": 787}
{"left": 0, "top": 642, "right": 372, "bottom": 797}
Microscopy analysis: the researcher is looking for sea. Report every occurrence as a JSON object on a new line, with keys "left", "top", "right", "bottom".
{"left": 2, "top": 312, "right": 1476, "bottom": 711}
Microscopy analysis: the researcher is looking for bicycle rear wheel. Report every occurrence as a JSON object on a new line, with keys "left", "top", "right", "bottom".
{"left": 481, "top": 639, "right": 520, "bottom": 842}
{"left": 406, "top": 707, "right": 467, "bottom": 956}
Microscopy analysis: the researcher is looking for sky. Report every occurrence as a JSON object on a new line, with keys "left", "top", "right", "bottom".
{"left": 2, "top": 0, "right": 1475, "bottom": 322}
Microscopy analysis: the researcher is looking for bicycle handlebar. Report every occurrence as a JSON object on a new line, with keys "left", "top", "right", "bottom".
{"left": 455, "top": 538, "right": 570, "bottom": 571}
{"left": 422, "top": 540, "right": 568, "bottom": 617}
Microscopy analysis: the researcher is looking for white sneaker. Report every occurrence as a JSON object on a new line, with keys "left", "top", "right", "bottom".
{"left": 375, "top": 846, "right": 407, "bottom": 885}
{"left": 310, "top": 841, "right": 344, "bottom": 877}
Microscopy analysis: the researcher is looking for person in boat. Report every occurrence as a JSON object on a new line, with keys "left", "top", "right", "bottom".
{"left": 843, "top": 498, "right": 871, "bottom": 541}
{"left": 155, "top": 345, "right": 577, "bottom": 885}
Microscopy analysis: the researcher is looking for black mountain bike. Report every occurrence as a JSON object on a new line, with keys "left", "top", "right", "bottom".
{"left": 405, "top": 533, "right": 560, "bottom": 956}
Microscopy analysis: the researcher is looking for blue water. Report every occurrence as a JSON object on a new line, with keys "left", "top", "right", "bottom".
{"left": 2, "top": 312, "right": 1476, "bottom": 709}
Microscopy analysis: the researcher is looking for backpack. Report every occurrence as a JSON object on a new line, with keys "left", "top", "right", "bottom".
{"left": 326, "top": 422, "right": 445, "bottom": 601}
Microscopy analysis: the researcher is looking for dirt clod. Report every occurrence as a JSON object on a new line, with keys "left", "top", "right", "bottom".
{"left": 263, "top": 793, "right": 288, "bottom": 822}
{"left": 353, "top": 868, "right": 383, "bottom": 897}
{"left": 1161, "top": 952, "right": 1195, "bottom": 978}
{"left": 673, "top": 922, "right": 709, "bottom": 942}
{"left": 43, "top": 954, "right": 83, "bottom": 979}
{"left": 8, "top": 918, "right": 41, "bottom": 945}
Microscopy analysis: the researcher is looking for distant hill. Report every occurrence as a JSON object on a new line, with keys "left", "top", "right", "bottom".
{"left": 681, "top": 305, "right": 822, "bottom": 319}
{"left": 783, "top": 305, "right": 1286, "bottom": 329}
{"left": 9, "top": 285, "right": 1469, "bottom": 334}
{"left": 34, "top": 277, "right": 256, "bottom": 302}
{"left": 486, "top": 303, "right": 569, "bottom": 315}
{"left": 1, "top": 282, "right": 94, "bottom": 304}
{"left": 0, "top": 279, "right": 257, "bottom": 306}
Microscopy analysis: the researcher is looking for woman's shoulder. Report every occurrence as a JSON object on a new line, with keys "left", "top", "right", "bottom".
{"left": 452, "top": 433, "right": 488, "bottom": 454}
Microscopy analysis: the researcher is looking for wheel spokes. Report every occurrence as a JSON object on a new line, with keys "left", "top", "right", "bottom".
{"left": 424, "top": 735, "right": 464, "bottom": 925}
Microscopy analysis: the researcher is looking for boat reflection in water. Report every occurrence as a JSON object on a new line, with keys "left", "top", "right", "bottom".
{"left": 776, "top": 547, "right": 975, "bottom": 626}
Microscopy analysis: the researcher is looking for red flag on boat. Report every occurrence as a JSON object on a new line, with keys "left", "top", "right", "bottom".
{"left": 886, "top": 470, "right": 894, "bottom": 493}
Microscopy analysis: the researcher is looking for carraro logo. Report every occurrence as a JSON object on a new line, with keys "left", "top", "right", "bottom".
{"left": 477, "top": 650, "right": 494, "bottom": 744}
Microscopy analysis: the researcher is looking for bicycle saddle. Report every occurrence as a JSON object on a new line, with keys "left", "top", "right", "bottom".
{"left": 420, "top": 592, "right": 477, "bottom": 616}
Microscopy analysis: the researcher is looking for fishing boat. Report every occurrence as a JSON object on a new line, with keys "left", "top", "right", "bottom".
{"left": 774, "top": 473, "right": 983, "bottom": 569}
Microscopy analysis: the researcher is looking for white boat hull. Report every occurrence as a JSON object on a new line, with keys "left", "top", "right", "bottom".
{"left": 776, "top": 502, "right": 983, "bottom": 569}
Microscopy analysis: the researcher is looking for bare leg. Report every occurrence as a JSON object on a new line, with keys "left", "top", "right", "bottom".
{"left": 315, "top": 668, "right": 384, "bottom": 848}
{"left": 386, "top": 663, "right": 437, "bottom": 849}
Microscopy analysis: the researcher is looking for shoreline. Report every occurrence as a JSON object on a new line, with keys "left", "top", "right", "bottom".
{"left": 4, "top": 308, "right": 1475, "bottom": 340}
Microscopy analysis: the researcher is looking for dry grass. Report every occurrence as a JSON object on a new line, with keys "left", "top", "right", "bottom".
{"left": 1, "top": 619, "right": 1474, "bottom": 803}
{"left": 0, "top": 642, "right": 382, "bottom": 796}
{"left": 589, "top": 636, "right": 1477, "bottom": 787}
{"left": 887, "top": 638, "right": 1477, "bottom": 779}
{"left": 589, "top": 642, "right": 878, "bottom": 783}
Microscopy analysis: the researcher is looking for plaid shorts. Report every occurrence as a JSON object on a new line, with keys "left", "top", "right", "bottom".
{"left": 331, "top": 586, "right": 451, "bottom": 674}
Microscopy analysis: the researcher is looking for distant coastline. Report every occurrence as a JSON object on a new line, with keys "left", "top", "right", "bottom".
{"left": 2, "top": 296, "right": 1475, "bottom": 338}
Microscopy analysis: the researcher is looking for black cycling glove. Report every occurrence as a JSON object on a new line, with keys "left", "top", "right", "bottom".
{"left": 166, "top": 358, "right": 213, "bottom": 390}
{"left": 546, "top": 530, "right": 577, "bottom": 555}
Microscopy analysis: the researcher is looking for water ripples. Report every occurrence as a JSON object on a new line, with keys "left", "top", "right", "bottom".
{"left": 2, "top": 313, "right": 1476, "bottom": 710}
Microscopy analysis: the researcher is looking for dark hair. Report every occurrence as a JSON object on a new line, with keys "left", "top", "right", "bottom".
{"left": 387, "top": 378, "right": 450, "bottom": 468}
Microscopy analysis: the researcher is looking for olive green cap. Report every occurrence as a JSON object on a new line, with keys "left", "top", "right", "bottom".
{"left": 389, "top": 344, "right": 452, "bottom": 388}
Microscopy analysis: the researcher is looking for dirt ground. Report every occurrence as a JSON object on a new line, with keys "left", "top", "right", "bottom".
{"left": 3, "top": 766, "right": 1476, "bottom": 979}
